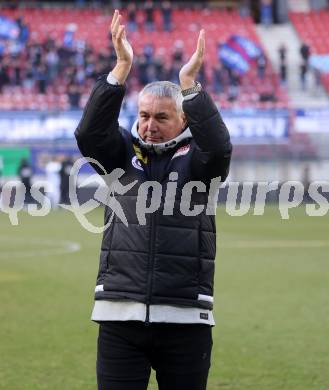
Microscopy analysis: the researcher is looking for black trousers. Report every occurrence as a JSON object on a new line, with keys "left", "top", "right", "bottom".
{"left": 97, "top": 321, "right": 213, "bottom": 390}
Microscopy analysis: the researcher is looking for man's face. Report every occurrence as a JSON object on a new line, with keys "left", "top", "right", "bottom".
{"left": 138, "top": 94, "right": 186, "bottom": 144}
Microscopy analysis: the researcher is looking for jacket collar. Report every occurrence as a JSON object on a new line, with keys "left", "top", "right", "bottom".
{"left": 131, "top": 120, "right": 192, "bottom": 154}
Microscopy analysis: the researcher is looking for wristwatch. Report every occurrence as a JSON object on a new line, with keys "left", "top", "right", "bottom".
{"left": 181, "top": 81, "right": 202, "bottom": 97}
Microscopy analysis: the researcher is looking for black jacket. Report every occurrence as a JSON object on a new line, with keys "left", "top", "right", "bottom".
{"left": 75, "top": 75, "right": 232, "bottom": 315}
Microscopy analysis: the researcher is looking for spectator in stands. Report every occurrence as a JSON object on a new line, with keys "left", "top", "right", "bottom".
{"left": 167, "top": 59, "right": 182, "bottom": 84}
{"left": 300, "top": 42, "right": 310, "bottom": 66}
{"left": 45, "top": 48, "right": 60, "bottom": 81}
{"left": 260, "top": 0, "right": 273, "bottom": 27}
{"left": 12, "top": 58, "right": 22, "bottom": 86}
{"left": 136, "top": 54, "right": 150, "bottom": 85}
{"left": 145, "top": 63, "right": 158, "bottom": 83}
{"left": 257, "top": 54, "right": 266, "bottom": 80}
{"left": 153, "top": 51, "right": 165, "bottom": 80}
{"left": 300, "top": 62, "right": 308, "bottom": 90}
{"left": 30, "top": 43, "right": 43, "bottom": 68}
{"left": 63, "top": 24, "right": 77, "bottom": 49}
{"left": 57, "top": 42, "right": 74, "bottom": 69}
{"left": 74, "top": 65, "right": 86, "bottom": 85}
{"left": 278, "top": 44, "right": 288, "bottom": 86}
{"left": 34, "top": 64, "right": 48, "bottom": 94}
{"left": 172, "top": 40, "right": 184, "bottom": 62}
{"left": 68, "top": 83, "right": 82, "bottom": 109}
{"left": 22, "top": 65, "right": 34, "bottom": 90}
{"left": 279, "top": 60, "right": 287, "bottom": 87}
{"left": 143, "top": 42, "right": 155, "bottom": 64}
{"left": 228, "top": 69, "right": 241, "bottom": 101}
{"left": 161, "top": 1, "right": 173, "bottom": 32}
{"left": 212, "top": 63, "right": 224, "bottom": 94}
{"left": 278, "top": 43, "right": 287, "bottom": 64}
{"left": 16, "top": 17, "right": 29, "bottom": 45}
{"left": 17, "top": 158, "right": 33, "bottom": 204}
{"left": 59, "top": 156, "right": 74, "bottom": 205}
{"left": 0, "top": 65, "right": 9, "bottom": 92}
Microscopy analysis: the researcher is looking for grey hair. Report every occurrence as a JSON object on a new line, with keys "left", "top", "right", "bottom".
{"left": 138, "top": 81, "right": 183, "bottom": 113}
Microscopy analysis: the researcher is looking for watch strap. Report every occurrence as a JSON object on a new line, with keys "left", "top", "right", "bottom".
{"left": 181, "top": 81, "right": 202, "bottom": 97}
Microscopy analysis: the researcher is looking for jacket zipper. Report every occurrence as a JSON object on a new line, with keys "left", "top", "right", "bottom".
{"left": 144, "top": 153, "right": 159, "bottom": 325}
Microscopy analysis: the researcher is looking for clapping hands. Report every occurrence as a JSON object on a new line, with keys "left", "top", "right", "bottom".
{"left": 110, "top": 10, "right": 133, "bottom": 84}
{"left": 179, "top": 30, "right": 205, "bottom": 90}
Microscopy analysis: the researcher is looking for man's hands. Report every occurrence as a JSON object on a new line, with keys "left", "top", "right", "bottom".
{"left": 110, "top": 10, "right": 133, "bottom": 84}
{"left": 179, "top": 29, "right": 205, "bottom": 90}
{"left": 109, "top": 12, "right": 204, "bottom": 88}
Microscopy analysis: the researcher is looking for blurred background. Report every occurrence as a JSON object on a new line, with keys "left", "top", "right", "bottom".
{"left": 0, "top": 0, "right": 329, "bottom": 197}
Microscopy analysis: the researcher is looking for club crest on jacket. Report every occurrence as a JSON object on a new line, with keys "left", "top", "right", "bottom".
{"left": 171, "top": 144, "right": 190, "bottom": 160}
{"left": 131, "top": 156, "right": 144, "bottom": 171}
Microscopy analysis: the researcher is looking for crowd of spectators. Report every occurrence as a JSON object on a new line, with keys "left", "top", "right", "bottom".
{"left": 0, "top": 3, "right": 283, "bottom": 111}
{"left": 0, "top": 36, "right": 278, "bottom": 111}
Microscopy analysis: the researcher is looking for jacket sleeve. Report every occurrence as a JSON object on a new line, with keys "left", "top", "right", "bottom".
{"left": 182, "top": 91, "right": 232, "bottom": 182}
{"left": 74, "top": 74, "right": 126, "bottom": 174}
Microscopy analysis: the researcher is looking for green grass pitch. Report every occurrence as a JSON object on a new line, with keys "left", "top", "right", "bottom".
{"left": 0, "top": 205, "right": 328, "bottom": 389}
